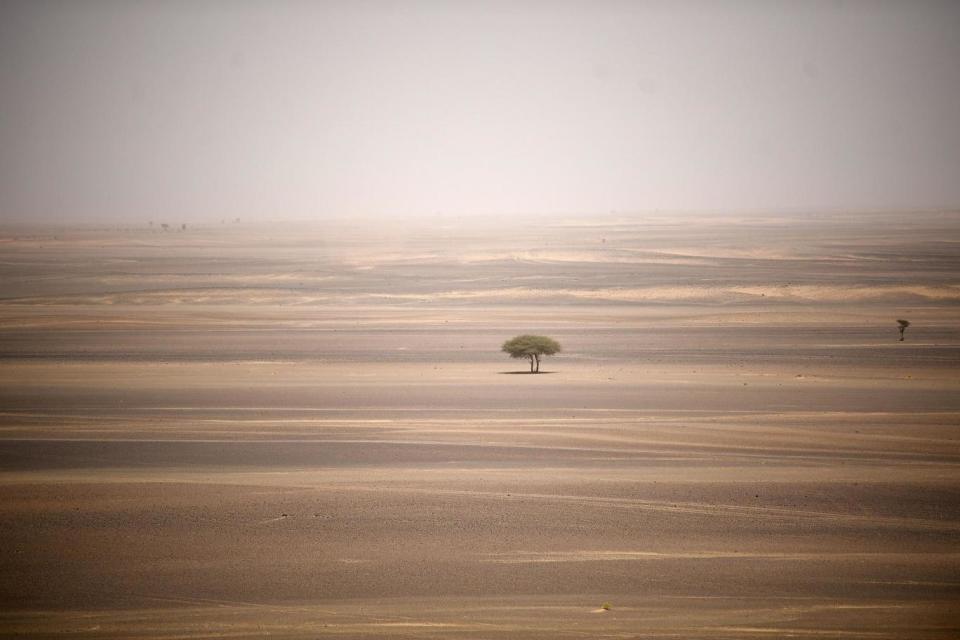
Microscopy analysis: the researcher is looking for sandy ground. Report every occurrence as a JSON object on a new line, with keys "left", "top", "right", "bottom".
{"left": 1, "top": 211, "right": 959, "bottom": 638}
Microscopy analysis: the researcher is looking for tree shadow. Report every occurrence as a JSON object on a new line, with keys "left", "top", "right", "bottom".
{"left": 498, "top": 371, "right": 557, "bottom": 375}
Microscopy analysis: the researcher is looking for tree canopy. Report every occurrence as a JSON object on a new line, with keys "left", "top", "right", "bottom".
{"left": 501, "top": 335, "right": 561, "bottom": 373}
{"left": 897, "top": 318, "right": 910, "bottom": 341}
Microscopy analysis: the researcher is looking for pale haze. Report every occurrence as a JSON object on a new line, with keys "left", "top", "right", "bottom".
{"left": 1, "top": 0, "right": 959, "bottom": 222}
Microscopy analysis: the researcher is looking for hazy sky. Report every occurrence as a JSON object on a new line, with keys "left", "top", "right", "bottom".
{"left": 1, "top": 0, "right": 959, "bottom": 222}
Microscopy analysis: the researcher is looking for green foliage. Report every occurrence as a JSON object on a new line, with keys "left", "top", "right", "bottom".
{"left": 501, "top": 335, "right": 561, "bottom": 358}
{"left": 600, "top": 602, "right": 612, "bottom": 611}
{"left": 501, "top": 335, "right": 562, "bottom": 373}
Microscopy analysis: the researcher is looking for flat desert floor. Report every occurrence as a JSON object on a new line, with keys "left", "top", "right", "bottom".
{"left": 1, "top": 211, "right": 959, "bottom": 638}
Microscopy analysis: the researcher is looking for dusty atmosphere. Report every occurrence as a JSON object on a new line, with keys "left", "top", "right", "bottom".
{"left": 0, "top": 211, "right": 958, "bottom": 638}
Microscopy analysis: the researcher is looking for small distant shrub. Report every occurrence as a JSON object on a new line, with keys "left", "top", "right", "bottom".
{"left": 897, "top": 319, "right": 910, "bottom": 341}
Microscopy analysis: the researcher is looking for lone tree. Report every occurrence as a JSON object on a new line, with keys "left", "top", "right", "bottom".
{"left": 501, "top": 335, "right": 561, "bottom": 373}
{"left": 897, "top": 319, "right": 910, "bottom": 342}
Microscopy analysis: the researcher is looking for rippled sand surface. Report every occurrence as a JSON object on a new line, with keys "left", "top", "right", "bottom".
{"left": 1, "top": 212, "right": 959, "bottom": 638}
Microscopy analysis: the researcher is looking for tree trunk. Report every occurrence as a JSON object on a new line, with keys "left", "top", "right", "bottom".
{"left": 529, "top": 355, "right": 535, "bottom": 372}
{"left": 899, "top": 327, "right": 905, "bottom": 341}
{"left": 534, "top": 354, "right": 540, "bottom": 373}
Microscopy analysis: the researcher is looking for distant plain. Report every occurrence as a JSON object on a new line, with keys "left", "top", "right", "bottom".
{"left": 1, "top": 211, "right": 959, "bottom": 638}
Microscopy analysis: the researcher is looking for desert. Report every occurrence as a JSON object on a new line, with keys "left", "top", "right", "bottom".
{"left": 0, "top": 211, "right": 958, "bottom": 638}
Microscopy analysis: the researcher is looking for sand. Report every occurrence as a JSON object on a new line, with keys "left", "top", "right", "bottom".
{"left": 1, "top": 211, "right": 959, "bottom": 638}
